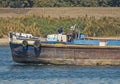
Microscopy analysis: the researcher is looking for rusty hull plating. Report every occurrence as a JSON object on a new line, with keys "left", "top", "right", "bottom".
{"left": 10, "top": 42, "right": 120, "bottom": 66}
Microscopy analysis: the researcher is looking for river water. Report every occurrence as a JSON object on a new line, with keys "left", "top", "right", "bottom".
{"left": 0, "top": 46, "right": 120, "bottom": 84}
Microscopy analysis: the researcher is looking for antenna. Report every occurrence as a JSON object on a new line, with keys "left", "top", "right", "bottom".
{"left": 70, "top": 24, "right": 76, "bottom": 30}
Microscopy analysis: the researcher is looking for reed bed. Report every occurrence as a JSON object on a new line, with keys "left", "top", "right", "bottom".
{"left": 0, "top": 15, "right": 120, "bottom": 38}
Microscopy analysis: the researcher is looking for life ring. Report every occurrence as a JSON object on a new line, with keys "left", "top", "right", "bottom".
{"left": 34, "top": 40, "right": 41, "bottom": 48}
{"left": 22, "top": 40, "right": 28, "bottom": 47}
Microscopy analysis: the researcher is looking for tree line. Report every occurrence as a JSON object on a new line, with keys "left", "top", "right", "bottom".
{"left": 0, "top": 0, "right": 120, "bottom": 8}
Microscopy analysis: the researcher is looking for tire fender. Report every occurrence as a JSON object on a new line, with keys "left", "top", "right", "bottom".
{"left": 34, "top": 40, "right": 41, "bottom": 48}
{"left": 22, "top": 40, "right": 28, "bottom": 47}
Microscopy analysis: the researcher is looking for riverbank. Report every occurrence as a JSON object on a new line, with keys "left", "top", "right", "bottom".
{"left": 0, "top": 38, "right": 9, "bottom": 46}
{"left": 0, "top": 7, "right": 120, "bottom": 18}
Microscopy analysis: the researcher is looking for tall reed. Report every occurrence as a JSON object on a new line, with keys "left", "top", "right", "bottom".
{"left": 0, "top": 16, "right": 120, "bottom": 38}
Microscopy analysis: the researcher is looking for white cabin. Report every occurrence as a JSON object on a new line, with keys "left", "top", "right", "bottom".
{"left": 47, "top": 34, "right": 67, "bottom": 42}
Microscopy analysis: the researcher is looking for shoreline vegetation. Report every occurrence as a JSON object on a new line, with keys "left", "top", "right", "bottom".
{"left": 0, "top": 0, "right": 119, "bottom": 8}
{"left": 0, "top": 15, "right": 120, "bottom": 37}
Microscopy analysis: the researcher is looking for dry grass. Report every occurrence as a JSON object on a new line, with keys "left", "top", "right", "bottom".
{"left": 0, "top": 7, "right": 120, "bottom": 18}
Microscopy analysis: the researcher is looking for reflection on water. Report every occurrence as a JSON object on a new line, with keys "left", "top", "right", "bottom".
{"left": 0, "top": 46, "right": 120, "bottom": 84}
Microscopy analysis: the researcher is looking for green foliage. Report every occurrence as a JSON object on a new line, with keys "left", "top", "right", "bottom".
{"left": 0, "top": 0, "right": 119, "bottom": 7}
{"left": 0, "top": 0, "right": 33, "bottom": 8}
{"left": 0, "top": 16, "right": 120, "bottom": 38}
{"left": 109, "top": 0, "right": 120, "bottom": 7}
{"left": 98, "top": 0, "right": 109, "bottom": 7}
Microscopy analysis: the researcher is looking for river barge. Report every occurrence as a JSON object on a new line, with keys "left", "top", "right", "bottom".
{"left": 9, "top": 31, "right": 120, "bottom": 66}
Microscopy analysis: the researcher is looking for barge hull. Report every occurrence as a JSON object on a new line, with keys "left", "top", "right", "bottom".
{"left": 10, "top": 43, "right": 120, "bottom": 66}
